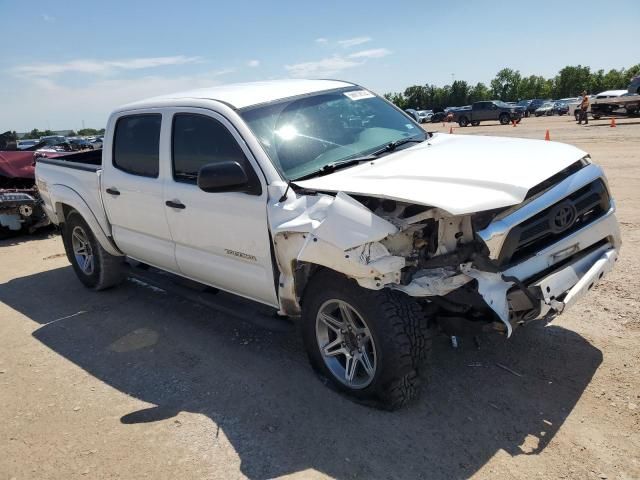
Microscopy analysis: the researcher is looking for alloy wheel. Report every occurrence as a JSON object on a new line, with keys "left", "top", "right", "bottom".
{"left": 315, "top": 299, "right": 377, "bottom": 389}
{"left": 71, "top": 226, "right": 94, "bottom": 275}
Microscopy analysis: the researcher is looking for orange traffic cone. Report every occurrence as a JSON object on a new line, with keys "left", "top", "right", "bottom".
{"left": 544, "top": 129, "right": 550, "bottom": 141}
{"left": 610, "top": 118, "right": 616, "bottom": 127}
{"left": 449, "top": 126, "right": 454, "bottom": 134}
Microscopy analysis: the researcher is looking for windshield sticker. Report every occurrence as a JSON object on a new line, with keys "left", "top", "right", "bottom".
{"left": 344, "top": 90, "right": 375, "bottom": 101}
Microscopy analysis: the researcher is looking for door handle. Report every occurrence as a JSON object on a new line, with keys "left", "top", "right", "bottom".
{"left": 165, "top": 200, "right": 186, "bottom": 209}
{"left": 106, "top": 187, "right": 120, "bottom": 196}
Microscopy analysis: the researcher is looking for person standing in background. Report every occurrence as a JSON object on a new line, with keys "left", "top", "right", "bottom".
{"left": 578, "top": 91, "right": 590, "bottom": 125}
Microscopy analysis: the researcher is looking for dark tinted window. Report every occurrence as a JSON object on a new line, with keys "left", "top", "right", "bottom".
{"left": 113, "top": 114, "right": 161, "bottom": 177}
{"left": 172, "top": 113, "right": 248, "bottom": 183}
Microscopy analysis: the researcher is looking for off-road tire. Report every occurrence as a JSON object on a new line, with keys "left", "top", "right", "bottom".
{"left": 499, "top": 113, "right": 510, "bottom": 125}
{"left": 62, "top": 211, "right": 126, "bottom": 290}
{"left": 301, "top": 270, "right": 433, "bottom": 410}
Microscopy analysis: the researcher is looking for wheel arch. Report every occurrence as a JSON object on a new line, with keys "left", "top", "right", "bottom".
{"left": 50, "top": 186, "right": 123, "bottom": 257}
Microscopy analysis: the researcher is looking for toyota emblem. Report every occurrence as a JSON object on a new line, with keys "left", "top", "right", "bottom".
{"left": 549, "top": 201, "right": 577, "bottom": 233}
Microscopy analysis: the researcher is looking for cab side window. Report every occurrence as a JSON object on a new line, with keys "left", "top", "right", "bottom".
{"left": 113, "top": 114, "right": 161, "bottom": 177}
{"left": 172, "top": 113, "right": 250, "bottom": 183}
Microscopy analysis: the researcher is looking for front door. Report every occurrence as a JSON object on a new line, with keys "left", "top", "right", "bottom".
{"left": 163, "top": 108, "right": 278, "bottom": 307}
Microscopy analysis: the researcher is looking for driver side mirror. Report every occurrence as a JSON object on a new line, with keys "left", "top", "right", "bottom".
{"left": 197, "top": 161, "right": 250, "bottom": 193}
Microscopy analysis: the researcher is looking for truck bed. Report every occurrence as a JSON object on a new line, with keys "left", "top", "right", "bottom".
{"left": 35, "top": 150, "right": 112, "bottom": 237}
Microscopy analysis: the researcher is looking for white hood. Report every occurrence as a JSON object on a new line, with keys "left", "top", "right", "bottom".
{"left": 294, "top": 133, "right": 587, "bottom": 215}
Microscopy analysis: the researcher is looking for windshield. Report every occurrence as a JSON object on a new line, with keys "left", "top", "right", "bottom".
{"left": 495, "top": 101, "right": 511, "bottom": 108}
{"left": 240, "top": 88, "right": 425, "bottom": 180}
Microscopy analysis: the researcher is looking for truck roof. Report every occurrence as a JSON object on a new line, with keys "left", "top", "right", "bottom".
{"left": 117, "top": 79, "right": 355, "bottom": 111}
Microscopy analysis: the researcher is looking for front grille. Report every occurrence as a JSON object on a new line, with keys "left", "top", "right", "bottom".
{"left": 498, "top": 179, "right": 610, "bottom": 266}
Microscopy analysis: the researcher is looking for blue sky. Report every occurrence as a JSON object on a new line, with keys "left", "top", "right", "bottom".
{"left": 1, "top": 0, "right": 638, "bottom": 132}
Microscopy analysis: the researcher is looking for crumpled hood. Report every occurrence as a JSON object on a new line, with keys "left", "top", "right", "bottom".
{"left": 294, "top": 133, "right": 587, "bottom": 215}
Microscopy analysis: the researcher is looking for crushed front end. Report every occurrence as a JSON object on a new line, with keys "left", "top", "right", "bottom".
{"left": 0, "top": 150, "right": 51, "bottom": 236}
{"left": 269, "top": 157, "right": 620, "bottom": 338}
{"left": 381, "top": 158, "right": 621, "bottom": 336}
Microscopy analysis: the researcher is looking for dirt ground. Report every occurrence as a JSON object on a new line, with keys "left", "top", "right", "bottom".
{"left": 1, "top": 115, "right": 639, "bottom": 480}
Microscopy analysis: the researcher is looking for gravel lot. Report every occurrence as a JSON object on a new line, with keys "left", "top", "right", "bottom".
{"left": 1, "top": 115, "right": 638, "bottom": 480}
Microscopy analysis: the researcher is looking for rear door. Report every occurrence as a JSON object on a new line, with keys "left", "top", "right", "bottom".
{"left": 474, "top": 102, "right": 490, "bottom": 121}
{"left": 102, "top": 112, "right": 179, "bottom": 272}
{"left": 163, "top": 108, "right": 278, "bottom": 307}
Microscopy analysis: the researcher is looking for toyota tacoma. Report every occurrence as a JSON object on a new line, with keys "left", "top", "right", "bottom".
{"left": 35, "top": 79, "right": 621, "bottom": 409}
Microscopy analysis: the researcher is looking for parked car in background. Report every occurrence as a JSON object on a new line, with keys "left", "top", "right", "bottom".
{"left": 535, "top": 101, "right": 555, "bottom": 116}
{"left": 516, "top": 100, "right": 532, "bottom": 117}
{"left": 416, "top": 110, "right": 433, "bottom": 123}
{"left": 553, "top": 101, "right": 570, "bottom": 116}
{"left": 429, "top": 110, "right": 447, "bottom": 123}
{"left": 90, "top": 137, "right": 104, "bottom": 149}
{"left": 39, "top": 135, "right": 67, "bottom": 146}
{"left": 405, "top": 109, "right": 421, "bottom": 122}
{"left": 405, "top": 109, "right": 434, "bottom": 124}
{"left": 454, "top": 100, "right": 523, "bottom": 126}
{"left": 17, "top": 139, "right": 39, "bottom": 150}
{"left": 526, "top": 99, "right": 546, "bottom": 116}
{"left": 68, "top": 138, "right": 94, "bottom": 151}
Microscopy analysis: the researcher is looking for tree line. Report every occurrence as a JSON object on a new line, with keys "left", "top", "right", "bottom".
{"left": 20, "top": 127, "right": 106, "bottom": 139}
{"left": 384, "top": 64, "right": 640, "bottom": 111}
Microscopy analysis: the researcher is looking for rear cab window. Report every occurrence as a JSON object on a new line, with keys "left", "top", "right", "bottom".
{"left": 113, "top": 114, "right": 161, "bottom": 177}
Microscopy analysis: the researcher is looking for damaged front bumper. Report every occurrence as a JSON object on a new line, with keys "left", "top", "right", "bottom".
{"left": 449, "top": 204, "right": 620, "bottom": 337}
{"left": 502, "top": 205, "right": 620, "bottom": 332}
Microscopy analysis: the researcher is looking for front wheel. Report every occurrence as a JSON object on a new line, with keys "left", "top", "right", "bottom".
{"left": 62, "top": 211, "right": 126, "bottom": 290}
{"left": 301, "top": 271, "right": 433, "bottom": 410}
{"left": 499, "top": 114, "right": 510, "bottom": 125}
{"left": 458, "top": 117, "right": 469, "bottom": 127}
{"left": 471, "top": 121, "right": 480, "bottom": 126}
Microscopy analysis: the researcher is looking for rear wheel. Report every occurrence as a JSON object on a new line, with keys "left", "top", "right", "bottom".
{"left": 301, "top": 271, "right": 433, "bottom": 410}
{"left": 62, "top": 211, "right": 126, "bottom": 290}
{"left": 499, "top": 113, "right": 510, "bottom": 125}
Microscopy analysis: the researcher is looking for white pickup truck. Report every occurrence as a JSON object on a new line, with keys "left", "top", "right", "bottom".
{"left": 35, "top": 79, "right": 621, "bottom": 409}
